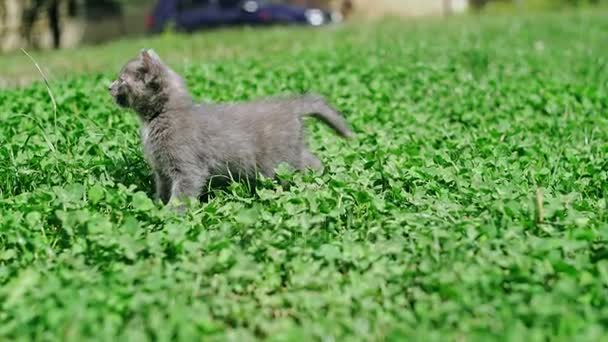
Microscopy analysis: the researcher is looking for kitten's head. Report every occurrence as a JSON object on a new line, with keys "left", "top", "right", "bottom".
{"left": 109, "top": 49, "right": 190, "bottom": 121}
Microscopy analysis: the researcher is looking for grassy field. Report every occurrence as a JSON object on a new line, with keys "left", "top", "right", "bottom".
{"left": 1, "top": 10, "right": 608, "bottom": 340}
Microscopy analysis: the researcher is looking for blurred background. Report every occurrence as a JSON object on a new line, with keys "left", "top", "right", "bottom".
{"left": 0, "top": 0, "right": 604, "bottom": 53}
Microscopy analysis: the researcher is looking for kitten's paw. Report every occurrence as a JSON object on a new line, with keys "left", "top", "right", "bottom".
{"left": 167, "top": 198, "right": 188, "bottom": 214}
{"left": 168, "top": 203, "right": 187, "bottom": 215}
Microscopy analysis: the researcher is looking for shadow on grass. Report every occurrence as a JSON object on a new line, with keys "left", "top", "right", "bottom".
{"left": 106, "top": 154, "right": 155, "bottom": 198}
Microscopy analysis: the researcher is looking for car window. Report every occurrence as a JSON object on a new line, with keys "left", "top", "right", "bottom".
{"left": 218, "top": 0, "right": 242, "bottom": 9}
{"left": 177, "top": 0, "right": 210, "bottom": 11}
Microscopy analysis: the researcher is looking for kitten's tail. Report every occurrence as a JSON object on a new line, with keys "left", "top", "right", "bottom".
{"left": 296, "top": 94, "right": 354, "bottom": 138}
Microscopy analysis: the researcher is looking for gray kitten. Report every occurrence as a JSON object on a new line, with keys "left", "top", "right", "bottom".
{"left": 109, "top": 49, "right": 352, "bottom": 207}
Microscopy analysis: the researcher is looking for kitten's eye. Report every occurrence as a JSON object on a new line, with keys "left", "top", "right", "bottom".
{"left": 149, "top": 81, "right": 160, "bottom": 91}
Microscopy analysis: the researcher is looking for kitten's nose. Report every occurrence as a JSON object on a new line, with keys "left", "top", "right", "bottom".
{"left": 108, "top": 81, "right": 116, "bottom": 91}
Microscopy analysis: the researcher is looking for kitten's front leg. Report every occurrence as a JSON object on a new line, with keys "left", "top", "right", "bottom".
{"left": 154, "top": 172, "right": 172, "bottom": 204}
{"left": 168, "top": 170, "right": 208, "bottom": 212}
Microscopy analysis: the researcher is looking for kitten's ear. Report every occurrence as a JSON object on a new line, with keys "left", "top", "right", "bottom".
{"left": 147, "top": 49, "right": 162, "bottom": 62}
{"left": 140, "top": 49, "right": 156, "bottom": 69}
{"left": 139, "top": 49, "right": 163, "bottom": 84}
{"left": 140, "top": 49, "right": 162, "bottom": 65}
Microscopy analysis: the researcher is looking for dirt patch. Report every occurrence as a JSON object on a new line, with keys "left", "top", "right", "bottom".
{"left": 349, "top": 0, "right": 447, "bottom": 18}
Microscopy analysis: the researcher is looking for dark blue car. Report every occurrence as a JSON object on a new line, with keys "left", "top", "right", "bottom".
{"left": 147, "top": 0, "right": 342, "bottom": 33}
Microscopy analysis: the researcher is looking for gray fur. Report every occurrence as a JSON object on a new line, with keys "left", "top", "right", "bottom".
{"left": 109, "top": 49, "right": 352, "bottom": 207}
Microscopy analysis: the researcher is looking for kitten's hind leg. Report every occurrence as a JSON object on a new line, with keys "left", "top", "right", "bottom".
{"left": 301, "top": 149, "right": 323, "bottom": 172}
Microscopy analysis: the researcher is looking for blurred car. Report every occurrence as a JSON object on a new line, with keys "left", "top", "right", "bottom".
{"left": 147, "top": 0, "right": 342, "bottom": 33}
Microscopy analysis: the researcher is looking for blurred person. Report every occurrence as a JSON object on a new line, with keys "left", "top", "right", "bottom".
{"left": 341, "top": 0, "right": 353, "bottom": 18}
{"left": 22, "top": 0, "right": 61, "bottom": 49}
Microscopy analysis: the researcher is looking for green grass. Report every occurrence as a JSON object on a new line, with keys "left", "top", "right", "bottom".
{"left": 1, "top": 10, "right": 608, "bottom": 341}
